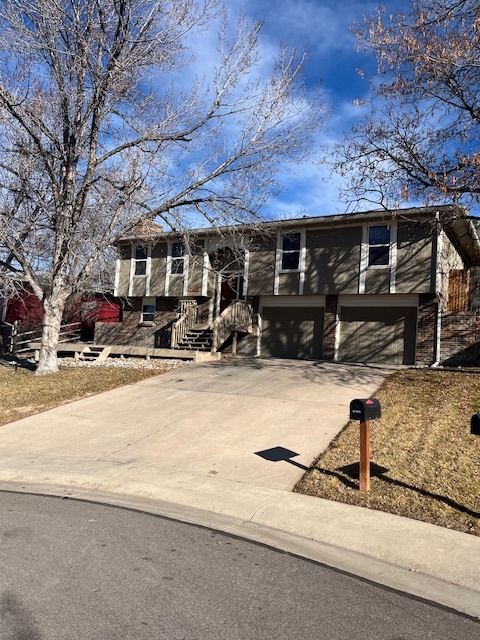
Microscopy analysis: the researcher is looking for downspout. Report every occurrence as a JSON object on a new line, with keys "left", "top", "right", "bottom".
{"left": 431, "top": 211, "right": 442, "bottom": 368}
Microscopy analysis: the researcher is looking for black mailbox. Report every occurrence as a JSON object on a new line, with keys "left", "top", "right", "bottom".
{"left": 471, "top": 413, "right": 480, "bottom": 436}
{"left": 350, "top": 398, "right": 381, "bottom": 422}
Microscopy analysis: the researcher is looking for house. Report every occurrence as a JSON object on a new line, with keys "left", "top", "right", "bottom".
{"left": 2, "top": 289, "right": 122, "bottom": 353}
{"left": 94, "top": 204, "right": 480, "bottom": 366}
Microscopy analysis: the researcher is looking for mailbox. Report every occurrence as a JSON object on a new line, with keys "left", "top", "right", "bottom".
{"left": 350, "top": 398, "right": 381, "bottom": 422}
{"left": 471, "top": 413, "right": 480, "bottom": 436}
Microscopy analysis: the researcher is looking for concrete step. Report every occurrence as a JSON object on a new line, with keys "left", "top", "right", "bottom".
{"left": 78, "top": 346, "right": 112, "bottom": 362}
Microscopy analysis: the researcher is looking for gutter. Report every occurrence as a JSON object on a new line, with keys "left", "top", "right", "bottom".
{"left": 431, "top": 211, "right": 443, "bottom": 368}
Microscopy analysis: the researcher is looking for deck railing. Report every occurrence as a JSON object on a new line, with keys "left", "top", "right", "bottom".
{"left": 12, "top": 321, "right": 82, "bottom": 354}
{"left": 211, "top": 300, "right": 252, "bottom": 353}
{"left": 171, "top": 302, "right": 198, "bottom": 348}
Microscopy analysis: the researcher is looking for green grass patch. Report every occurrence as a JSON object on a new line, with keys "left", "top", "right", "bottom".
{"left": 0, "top": 365, "right": 167, "bottom": 427}
{"left": 294, "top": 369, "right": 480, "bottom": 536}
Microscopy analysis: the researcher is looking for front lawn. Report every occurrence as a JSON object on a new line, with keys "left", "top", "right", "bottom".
{"left": 0, "top": 363, "right": 168, "bottom": 427}
{"left": 294, "top": 369, "right": 480, "bottom": 536}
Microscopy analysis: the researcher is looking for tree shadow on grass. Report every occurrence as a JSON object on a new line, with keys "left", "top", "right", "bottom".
{"left": 316, "top": 462, "right": 480, "bottom": 520}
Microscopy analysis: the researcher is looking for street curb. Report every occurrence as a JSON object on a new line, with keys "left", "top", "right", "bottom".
{"left": 2, "top": 480, "right": 479, "bottom": 620}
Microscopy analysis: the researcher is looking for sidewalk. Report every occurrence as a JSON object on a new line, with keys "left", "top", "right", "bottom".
{"left": 0, "top": 359, "right": 479, "bottom": 617}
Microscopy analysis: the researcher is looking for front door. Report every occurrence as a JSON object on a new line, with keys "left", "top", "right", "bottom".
{"left": 220, "top": 273, "right": 244, "bottom": 312}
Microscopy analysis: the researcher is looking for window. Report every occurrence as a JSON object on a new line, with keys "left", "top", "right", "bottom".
{"left": 171, "top": 242, "right": 185, "bottom": 275}
{"left": 368, "top": 225, "right": 390, "bottom": 266}
{"left": 141, "top": 297, "right": 155, "bottom": 323}
{"left": 134, "top": 245, "right": 148, "bottom": 276}
{"left": 281, "top": 233, "right": 300, "bottom": 270}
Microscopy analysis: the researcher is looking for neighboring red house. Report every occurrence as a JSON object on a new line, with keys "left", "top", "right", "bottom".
{"left": 5, "top": 290, "right": 121, "bottom": 340}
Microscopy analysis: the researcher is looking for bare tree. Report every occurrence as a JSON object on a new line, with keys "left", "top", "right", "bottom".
{"left": 0, "top": 0, "right": 324, "bottom": 374}
{"left": 333, "top": 0, "right": 480, "bottom": 211}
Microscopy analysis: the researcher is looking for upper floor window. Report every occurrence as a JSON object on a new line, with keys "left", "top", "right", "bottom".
{"left": 281, "top": 233, "right": 301, "bottom": 270}
{"left": 134, "top": 245, "right": 148, "bottom": 276}
{"left": 368, "top": 225, "right": 390, "bottom": 266}
{"left": 171, "top": 242, "right": 186, "bottom": 275}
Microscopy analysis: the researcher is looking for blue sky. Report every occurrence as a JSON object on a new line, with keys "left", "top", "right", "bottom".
{"left": 226, "top": 0, "right": 383, "bottom": 218}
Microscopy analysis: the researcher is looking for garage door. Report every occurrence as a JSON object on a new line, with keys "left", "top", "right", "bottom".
{"left": 261, "top": 307, "right": 324, "bottom": 359}
{"left": 338, "top": 307, "right": 417, "bottom": 365}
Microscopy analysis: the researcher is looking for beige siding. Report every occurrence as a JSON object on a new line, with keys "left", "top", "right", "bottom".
{"left": 187, "top": 255, "right": 204, "bottom": 294}
{"left": 130, "top": 276, "right": 147, "bottom": 297}
{"left": 439, "top": 233, "right": 464, "bottom": 303}
{"left": 364, "top": 269, "right": 390, "bottom": 294}
{"left": 117, "top": 244, "right": 131, "bottom": 296}
{"left": 168, "top": 276, "right": 183, "bottom": 297}
{"left": 278, "top": 272, "right": 300, "bottom": 295}
{"left": 396, "top": 223, "right": 434, "bottom": 293}
{"left": 149, "top": 243, "right": 167, "bottom": 296}
{"left": 247, "top": 237, "right": 276, "bottom": 295}
{"left": 208, "top": 263, "right": 217, "bottom": 298}
{"left": 304, "top": 227, "right": 361, "bottom": 295}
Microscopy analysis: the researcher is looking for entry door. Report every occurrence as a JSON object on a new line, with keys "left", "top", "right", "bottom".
{"left": 220, "top": 273, "right": 244, "bottom": 312}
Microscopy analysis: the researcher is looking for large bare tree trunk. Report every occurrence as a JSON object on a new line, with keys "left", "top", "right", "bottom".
{"left": 36, "top": 297, "right": 65, "bottom": 375}
{"left": 0, "top": 0, "right": 324, "bottom": 374}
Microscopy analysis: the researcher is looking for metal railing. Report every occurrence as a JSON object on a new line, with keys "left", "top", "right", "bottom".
{"left": 211, "top": 300, "right": 252, "bottom": 353}
{"left": 171, "top": 302, "right": 198, "bottom": 348}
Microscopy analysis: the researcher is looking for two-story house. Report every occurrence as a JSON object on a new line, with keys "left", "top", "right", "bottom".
{"left": 95, "top": 204, "right": 480, "bottom": 366}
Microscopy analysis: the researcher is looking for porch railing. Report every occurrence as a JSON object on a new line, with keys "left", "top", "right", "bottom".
{"left": 12, "top": 321, "right": 82, "bottom": 354}
{"left": 211, "top": 300, "right": 252, "bottom": 353}
{"left": 171, "top": 301, "right": 198, "bottom": 348}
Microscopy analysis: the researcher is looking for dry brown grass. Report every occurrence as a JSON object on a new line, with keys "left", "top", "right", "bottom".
{"left": 0, "top": 364, "right": 167, "bottom": 427}
{"left": 294, "top": 369, "right": 480, "bottom": 536}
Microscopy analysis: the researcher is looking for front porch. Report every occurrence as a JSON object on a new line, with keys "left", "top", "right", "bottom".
{"left": 27, "top": 341, "right": 222, "bottom": 363}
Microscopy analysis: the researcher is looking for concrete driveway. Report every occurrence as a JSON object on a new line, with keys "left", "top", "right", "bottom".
{"left": 3, "top": 358, "right": 480, "bottom": 618}
{"left": 0, "top": 358, "right": 390, "bottom": 492}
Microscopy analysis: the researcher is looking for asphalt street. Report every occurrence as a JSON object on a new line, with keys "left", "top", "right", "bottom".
{"left": 0, "top": 491, "right": 478, "bottom": 640}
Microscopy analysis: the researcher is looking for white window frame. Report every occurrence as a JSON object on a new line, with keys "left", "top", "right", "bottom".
{"left": 367, "top": 224, "right": 391, "bottom": 269}
{"left": 114, "top": 256, "right": 121, "bottom": 297}
{"left": 359, "top": 221, "right": 397, "bottom": 294}
{"left": 141, "top": 296, "right": 156, "bottom": 324}
{"left": 129, "top": 244, "right": 151, "bottom": 296}
{"left": 279, "top": 232, "right": 302, "bottom": 272}
{"left": 133, "top": 244, "right": 149, "bottom": 277}
{"left": 274, "top": 230, "right": 306, "bottom": 295}
{"left": 170, "top": 241, "right": 186, "bottom": 276}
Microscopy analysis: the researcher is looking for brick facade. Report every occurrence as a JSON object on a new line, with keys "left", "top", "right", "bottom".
{"left": 440, "top": 312, "right": 480, "bottom": 366}
{"left": 416, "top": 294, "right": 437, "bottom": 366}
{"left": 323, "top": 295, "right": 338, "bottom": 361}
{"left": 415, "top": 295, "right": 480, "bottom": 367}
{"left": 95, "top": 297, "right": 211, "bottom": 348}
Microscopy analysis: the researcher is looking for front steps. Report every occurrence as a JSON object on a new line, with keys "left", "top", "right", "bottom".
{"left": 175, "top": 325, "right": 213, "bottom": 352}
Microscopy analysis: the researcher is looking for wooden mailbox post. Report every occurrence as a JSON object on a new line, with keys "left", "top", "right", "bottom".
{"left": 349, "top": 399, "right": 381, "bottom": 493}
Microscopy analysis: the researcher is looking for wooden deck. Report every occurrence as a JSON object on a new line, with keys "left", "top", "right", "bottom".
{"left": 27, "top": 342, "right": 221, "bottom": 362}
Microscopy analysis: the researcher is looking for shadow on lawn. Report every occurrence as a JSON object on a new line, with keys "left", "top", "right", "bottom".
{"left": 315, "top": 462, "right": 480, "bottom": 519}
